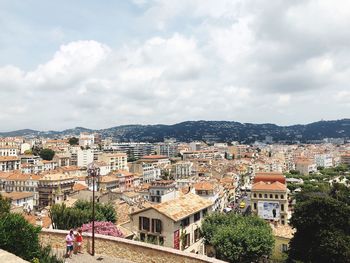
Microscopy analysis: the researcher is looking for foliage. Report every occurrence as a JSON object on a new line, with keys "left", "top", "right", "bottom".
{"left": 39, "top": 148, "right": 55, "bottom": 161}
{"left": 288, "top": 184, "right": 350, "bottom": 263}
{"left": 0, "top": 209, "right": 63, "bottom": 263}
{"left": 68, "top": 137, "right": 79, "bottom": 145}
{"left": 0, "top": 194, "right": 11, "bottom": 217}
{"left": 31, "top": 145, "right": 42, "bottom": 156}
{"left": 201, "top": 213, "right": 274, "bottom": 263}
{"left": 0, "top": 213, "right": 41, "bottom": 260}
{"left": 24, "top": 149, "right": 33, "bottom": 155}
{"left": 81, "top": 221, "right": 123, "bottom": 237}
{"left": 49, "top": 200, "right": 116, "bottom": 230}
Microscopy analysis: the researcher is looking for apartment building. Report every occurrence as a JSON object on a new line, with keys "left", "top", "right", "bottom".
{"left": 0, "top": 146, "right": 18, "bottom": 156}
{"left": 251, "top": 173, "right": 289, "bottom": 225}
{"left": 0, "top": 156, "right": 20, "bottom": 172}
{"left": 295, "top": 159, "right": 317, "bottom": 175}
{"left": 149, "top": 180, "right": 178, "bottom": 203}
{"left": 98, "top": 152, "right": 128, "bottom": 171}
{"left": 129, "top": 162, "right": 161, "bottom": 184}
{"left": 38, "top": 173, "right": 75, "bottom": 207}
{"left": 77, "top": 148, "right": 94, "bottom": 167}
{"left": 314, "top": 154, "right": 333, "bottom": 168}
{"left": 340, "top": 154, "right": 350, "bottom": 165}
{"left": 3, "top": 173, "right": 42, "bottom": 207}
{"left": 174, "top": 161, "right": 193, "bottom": 179}
{"left": 130, "top": 193, "right": 213, "bottom": 254}
{"left": 2, "top": 192, "right": 35, "bottom": 211}
{"left": 104, "top": 142, "right": 155, "bottom": 160}
{"left": 192, "top": 181, "right": 226, "bottom": 212}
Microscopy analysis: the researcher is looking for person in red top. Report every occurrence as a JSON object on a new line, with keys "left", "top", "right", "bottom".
{"left": 75, "top": 228, "right": 83, "bottom": 254}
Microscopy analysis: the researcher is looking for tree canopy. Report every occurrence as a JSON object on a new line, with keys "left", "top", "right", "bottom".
{"left": 49, "top": 200, "right": 117, "bottom": 230}
{"left": 201, "top": 213, "right": 274, "bottom": 263}
{"left": 288, "top": 184, "right": 350, "bottom": 263}
{"left": 0, "top": 194, "right": 11, "bottom": 217}
{"left": 68, "top": 137, "right": 79, "bottom": 145}
{"left": 39, "top": 148, "right": 55, "bottom": 161}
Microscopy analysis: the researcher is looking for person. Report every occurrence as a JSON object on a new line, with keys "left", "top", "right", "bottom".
{"left": 75, "top": 228, "right": 83, "bottom": 254}
{"left": 65, "top": 230, "right": 74, "bottom": 258}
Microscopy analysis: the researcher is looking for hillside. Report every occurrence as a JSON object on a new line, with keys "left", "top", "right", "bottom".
{"left": 1, "top": 119, "right": 349, "bottom": 143}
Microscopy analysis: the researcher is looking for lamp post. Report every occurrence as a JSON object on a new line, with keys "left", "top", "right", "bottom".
{"left": 87, "top": 162, "right": 100, "bottom": 256}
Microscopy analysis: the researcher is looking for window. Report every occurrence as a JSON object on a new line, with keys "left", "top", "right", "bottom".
{"left": 139, "top": 217, "right": 150, "bottom": 231}
{"left": 194, "top": 212, "right": 201, "bottom": 222}
{"left": 183, "top": 233, "right": 191, "bottom": 248}
{"left": 259, "top": 194, "right": 262, "bottom": 198}
{"left": 281, "top": 204, "right": 284, "bottom": 211}
{"left": 181, "top": 217, "right": 190, "bottom": 227}
{"left": 281, "top": 244, "right": 288, "bottom": 252}
{"left": 270, "top": 194, "right": 273, "bottom": 198}
{"left": 140, "top": 233, "right": 146, "bottom": 241}
{"left": 254, "top": 203, "right": 257, "bottom": 210}
{"left": 152, "top": 219, "right": 162, "bottom": 233}
{"left": 194, "top": 228, "right": 201, "bottom": 242}
{"left": 202, "top": 208, "right": 208, "bottom": 217}
{"left": 253, "top": 193, "right": 257, "bottom": 198}
{"left": 264, "top": 194, "right": 267, "bottom": 198}
{"left": 280, "top": 195, "right": 284, "bottom": 199}
{"left": 275, "top": 194, "right": 278, "bottom": 199}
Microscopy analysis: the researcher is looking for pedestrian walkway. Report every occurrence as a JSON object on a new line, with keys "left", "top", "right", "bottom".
{"left": 57, "top": 250, "right": 134, "bottom": 263}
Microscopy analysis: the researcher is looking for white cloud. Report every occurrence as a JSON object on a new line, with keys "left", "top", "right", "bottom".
{"left": 0, "top": 0, "right": 349, "bottom": 130}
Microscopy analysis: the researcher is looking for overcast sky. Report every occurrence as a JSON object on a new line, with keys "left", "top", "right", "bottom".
{"left": 0, "top": 0, "right": 349, "bottom": 131}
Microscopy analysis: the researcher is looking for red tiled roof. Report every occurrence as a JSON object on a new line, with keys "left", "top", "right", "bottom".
{"left": 254, "top": 173, "right": 286, "bottom": 184}
{"left": 252, "top": 181, "right": 286, "bottom": 192}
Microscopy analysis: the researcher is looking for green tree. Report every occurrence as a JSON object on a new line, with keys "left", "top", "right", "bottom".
{"left": 288, "top": 195, "right": 350, "bottom": 263}
{"left": 49, "top": 200, "right": 117, "bottom": 230}
{"left": 0, "top": 213, "right": 41, "bottom": 260}
{"left": 201, "top": 213, "right": 274, "bottom": 263}
{"left": 39, "top": 148, "right": 55, "bottom": 161}
{"left": 0, "top": 194, "right": 11, "bottom": 217}
{"left": 68, "top": 137, "right": 79, "bottom": 145}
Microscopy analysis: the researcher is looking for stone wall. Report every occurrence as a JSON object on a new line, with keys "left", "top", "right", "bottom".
{"left": 39, "top": 229, "right": 225, "bottom": 263}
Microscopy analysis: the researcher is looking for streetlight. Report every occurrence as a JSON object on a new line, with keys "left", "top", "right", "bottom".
{"left": 87, "top": 162, "right": 100, "bottom": 256}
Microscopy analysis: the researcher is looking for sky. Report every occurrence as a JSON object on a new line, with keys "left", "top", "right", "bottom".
{"left": 0, "top": 0, "right": 349, "bottom": 131}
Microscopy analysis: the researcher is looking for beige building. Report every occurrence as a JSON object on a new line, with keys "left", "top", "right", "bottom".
{"left": 129, "top": 193, "right": 213, "bottom": 254}
{"left": 0, "top": 156, "right": 20, "bottom": 172}
{"left": 38, "top": 173, "right": 75, "bottom": 207}
{"left": 98, "top": 153, "right": 128, "bottom": 171}
{"left": 251, "top": 174, "right": 289, "bottom": 225}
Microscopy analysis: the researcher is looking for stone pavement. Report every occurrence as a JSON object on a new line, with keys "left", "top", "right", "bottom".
{"left": 59, "top": 251, "right": 135, "bottom": 263}
{"left": 0, "top": 249, "right": 29, "bottom": 263}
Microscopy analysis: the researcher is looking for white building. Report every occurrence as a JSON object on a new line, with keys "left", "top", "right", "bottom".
{"left": 2, "top": 192, "right": 35, "bottom": 211}
{"left": 314, "top": 154, "right": 333, "bottom": 168}
{"left": 77, "top": 149, "right": 94, "bottom": 167}
{"left": 174, "top": 161, "right": 193, "bottom": 179}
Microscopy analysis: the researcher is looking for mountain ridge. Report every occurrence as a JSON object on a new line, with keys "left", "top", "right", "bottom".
{"left": 1, "top": 119, "right": 349, "bottom": 143}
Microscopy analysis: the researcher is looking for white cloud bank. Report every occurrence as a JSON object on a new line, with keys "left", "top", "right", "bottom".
{"left": 0, "top": 0, "right": 349, "bottom": 130}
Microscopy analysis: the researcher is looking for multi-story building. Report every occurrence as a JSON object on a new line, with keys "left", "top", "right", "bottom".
{"left": 38, "top": 173, "right": 75, "bottom": 207}
{"left": 77, "top": 148, "right": 94, "bottom": 167}
{"left": 129, "top": 162, "right": 161, "bottom": 183}
{"left": 0, "top": 156, "right": 20, "bottom": 172}
{"left": 340, "top": 154, "right": 350, "bottom": 165}
{"left": 192, "top": 181, "right": 225, "bottom": 212}
{"left": 98, "top": 153, "right": 128, "bottom": 171}
{"left": 314, "top": 154, "right": 333, "bottom": 168}
{"left": 130, "top": 193, "right": 213, "bottom": 254}
{"left": 156, "top": 142, "right": 178, "bottom": 157}
{"left": 2, "top": 192, "right": 35, "bottom": 211}
{"left": 251, "top": 173, "right": 289, "bottom": 225}
{"left": 174, "top": 161, "right": 193, "bottom": 179}
{"left": 104, "top": 142, "right": 155, "bottom": 160}
{"left": 149, "top": 180, "right": 178, "bottom": 203}
{"left": 295, "top": 159, "right": 317, "bottom": 175}
{"left": 0, "top": 146, "right": 18, "bottom": 156}
{"left": 3, "top": 173, "right": 42, "bottom": 207}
